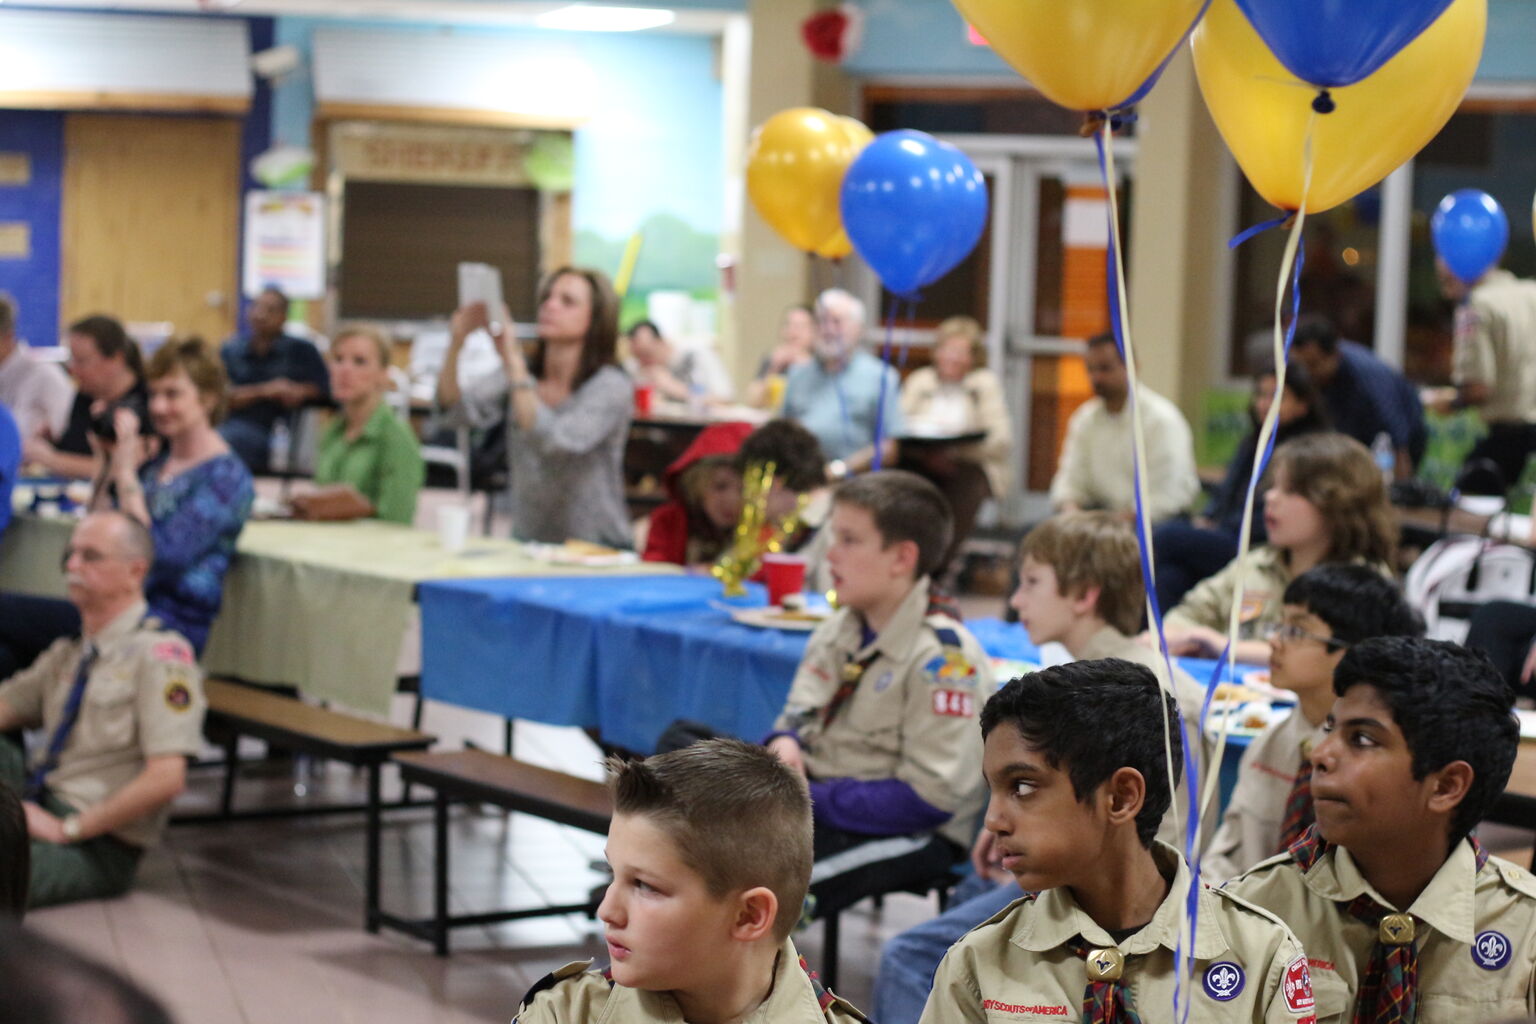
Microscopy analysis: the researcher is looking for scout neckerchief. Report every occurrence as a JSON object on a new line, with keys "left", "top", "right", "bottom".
{"left": 821, "top": 592, "right": 963, "bottom": 728}
{"left": 1276, "top": 739, "right": 1315, "bottom": 852}
{"left": 1288, "top": 824, "right": 1489, "bottom": 1024}
{"left": 24, "top": 641, "right": 99, "bottom": 799}
{"left": 1064, "top": 935, "right": 1144, "bottom": 1024}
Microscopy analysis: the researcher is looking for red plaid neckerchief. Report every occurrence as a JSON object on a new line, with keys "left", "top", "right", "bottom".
{"left": 1287, "top": 825, "right": 1488, "bottom": 1024}
{"left": 1063, "top": 937, "right": 1144, "bottom": 1024}
{"left": 1276, "top": 745, "right": 1315, "bottom": 853}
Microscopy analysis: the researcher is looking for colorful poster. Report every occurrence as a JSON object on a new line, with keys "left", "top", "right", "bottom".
{"left": 243, "top": 191, "right": 325, "bottom": 300}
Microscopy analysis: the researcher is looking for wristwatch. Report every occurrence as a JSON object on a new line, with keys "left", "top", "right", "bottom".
{"left": 61, "top": 814, "right": 83, "bottom": 843}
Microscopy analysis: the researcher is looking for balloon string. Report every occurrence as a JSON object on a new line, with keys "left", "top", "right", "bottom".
{"left": 1192, "top": 111, "right": 1317, "bottom": 899}
{"left": 1096, "top": 121, "right": 1200, "bottom": 1023}
{"left": 1229, "top": 213, "right": 1292, "bottom": 249}
{"left": 870, "top": 293, "right": 901, "bottom": 471}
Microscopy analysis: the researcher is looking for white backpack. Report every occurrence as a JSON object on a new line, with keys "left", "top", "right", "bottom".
{"left": 1404, "top": 535, "right": 1536, "bottom": 642}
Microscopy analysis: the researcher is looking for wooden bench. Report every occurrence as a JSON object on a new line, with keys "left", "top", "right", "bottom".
{"left": 374, "top": 749, "right": 613, "bottom": 955}
{"left": 177, "top": 679, "right": 436, "bottom": 926}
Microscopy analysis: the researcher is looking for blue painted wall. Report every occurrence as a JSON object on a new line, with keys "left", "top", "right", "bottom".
{"left": 0, "top": 111, "right": 63, "bottom": 348}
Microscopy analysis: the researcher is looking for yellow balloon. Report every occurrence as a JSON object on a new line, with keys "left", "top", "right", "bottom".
{"left": 950, "top": 0, "right": 1205, "bottom": 112}
{"left": 812, "top": 117, "right": 874, "bottom": 260}
{"left": 746, "top": 108, "right": 867, "bottom": 253}
{"left": 1193, "top": 0, "right": 1485, "bottom": 214}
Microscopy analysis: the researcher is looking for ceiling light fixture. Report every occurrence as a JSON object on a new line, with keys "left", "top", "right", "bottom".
{"left": 535, "top": 4, "right": 676, "bottom": 32}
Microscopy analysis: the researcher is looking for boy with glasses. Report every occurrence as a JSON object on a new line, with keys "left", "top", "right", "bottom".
{"left": 1202, "top": 565, "right": 1419, "bottom": 884}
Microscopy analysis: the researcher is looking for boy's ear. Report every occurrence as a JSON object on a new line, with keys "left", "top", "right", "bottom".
{"left": 1068, "top": 583, "right": 1101, "bottom": 617}
{"left": 730, "top": 887, "right": 779, "bottom": 944}
{"left": 1103, "top": 767, "right": 1147, "bottom": 827}
{"left": 890, "top": 538, "right": 920, "bottom": 579}
{"left": 1425, "top": 759, "right": 1474, "bottom": 817}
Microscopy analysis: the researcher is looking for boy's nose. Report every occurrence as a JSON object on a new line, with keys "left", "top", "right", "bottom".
{"left": 595, "top": 883, "right": 622, "bottom": 926}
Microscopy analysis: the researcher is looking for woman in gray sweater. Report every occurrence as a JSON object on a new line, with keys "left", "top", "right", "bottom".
{"left": 437, "top": 266, "right": 633, "bottom": 549}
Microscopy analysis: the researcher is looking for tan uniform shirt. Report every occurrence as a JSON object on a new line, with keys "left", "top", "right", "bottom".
{"left": 1228, "top": 838, "right": 1536, "bottom": 1022}
{"left": 1048, "top": 385, "right": 1200, "bottom": 523}
{"left": 0, "top": 600, "right": 206, "bottom": 848}
{"left": 920, "top": 842, "right": 1317, "bottom": 1024}
{"left": 1164, "top": 546, "right": 1292, "bottom": 643}
{"left": 774, "top": 577, "right": 992, "bottom": 848}
{"left": 899, "top": 366, "right": 1014, "bottom": 495}
{"left": 514, "top": 938, "right": 869, "bottom": 1024}
{"left": 1201, "top": 708, "right": 1322, "bottom": 885}
{"left": 1453, "top": 269, "right": 1536, "bottom": 423}
{"left": 1076, "top": 626, "right": 1215, "bottom": 853}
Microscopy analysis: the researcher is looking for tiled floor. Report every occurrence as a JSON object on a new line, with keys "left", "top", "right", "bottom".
{"left": 24, "top": 702, "right": 940, "bottom": 1024}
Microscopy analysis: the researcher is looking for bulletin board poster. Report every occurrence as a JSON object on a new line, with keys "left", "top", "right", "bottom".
{"left": 243, "top": 191, "right": 325, "bottom": 300}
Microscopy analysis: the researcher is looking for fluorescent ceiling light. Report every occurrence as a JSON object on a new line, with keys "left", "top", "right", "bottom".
{"left": 536, "top": 5, "right": 676, "bottom": 32}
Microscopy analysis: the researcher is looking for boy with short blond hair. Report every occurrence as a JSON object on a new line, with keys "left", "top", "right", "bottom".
{"left": 1228, "top": 638, "right": 1536, "bottom": 1022}
{"left": 515, "top": 738, "right": 867, "bottom": 1024}
{"left": 921, "top": 661, "right": 1315, "bottom": 1024}
{"left": 1202, "top": 565, "right": 1420, "bottom": 884}
{"left": 768, "top": 470, "right": 992, "bottom": 919}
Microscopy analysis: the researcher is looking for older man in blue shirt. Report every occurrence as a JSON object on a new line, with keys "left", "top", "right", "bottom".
{"left": 781, "top": 288, "right": 903, "bottom": 480}
{"left": 218, "top": 287, "right": 329, "bottom": 474}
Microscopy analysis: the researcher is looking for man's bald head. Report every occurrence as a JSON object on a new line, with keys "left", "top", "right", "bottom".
{"left": 65, "top": 512, "right": 153, "bottom": 616}
{"left": 82, "top": 511, "right": 154, "bottom": 565}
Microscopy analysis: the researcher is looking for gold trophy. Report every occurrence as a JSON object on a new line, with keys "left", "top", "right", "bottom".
{"left": 711, "top": 461, "right": 808, "bottom": 597}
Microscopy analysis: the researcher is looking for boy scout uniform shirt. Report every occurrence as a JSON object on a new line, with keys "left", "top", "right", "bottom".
{"left": 514, "top": 937, "right": 869, "bottom": 1024}
{"left": 1453, "top": 269, "right": 1536, "bottom": 423}
{"left": 1202, "top": 708, "right": 1324, "bottom": 885}
{"left": 920, "top": 841, "right": 1317, "bottom": 1024}
{"left": 0, "top": 600, "right": 206, "bottom": 849}
{"left": 1228, "top": 838, "right": 1536, "bottom": 1023}
{"left": 773, "top": 577, "right": 992, "bottom": 849}
{"left": 1164, "top": 546, "right": 1292, "bottom": 643}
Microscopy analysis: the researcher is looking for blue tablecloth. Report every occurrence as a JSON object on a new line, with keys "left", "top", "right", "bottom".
{"left": 419, "top": 576, "right": 1256, "bottom": 759}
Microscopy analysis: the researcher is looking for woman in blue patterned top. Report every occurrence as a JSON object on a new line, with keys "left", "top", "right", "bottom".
{"left": 95, "top": 337, "right": 253, "bottom": 652}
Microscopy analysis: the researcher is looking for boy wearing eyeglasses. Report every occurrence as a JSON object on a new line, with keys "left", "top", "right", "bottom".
{"left": 1201, "top": 565, "right": 1419, "bottom": 885}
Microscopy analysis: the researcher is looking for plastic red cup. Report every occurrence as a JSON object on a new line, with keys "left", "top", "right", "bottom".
{"left": 634, "top": 384, "right": 654, "bottom": 416}
{"left": 763, "top": 553, "right": 808, "bottom": 607}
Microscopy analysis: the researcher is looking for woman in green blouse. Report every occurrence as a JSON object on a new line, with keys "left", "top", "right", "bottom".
{"left": 312, "top": 327, "right": 424, "bottom": 524}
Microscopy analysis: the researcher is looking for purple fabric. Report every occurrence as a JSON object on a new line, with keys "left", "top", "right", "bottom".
{"left": 808, "top": 777, "right": 950, "bottom": 835}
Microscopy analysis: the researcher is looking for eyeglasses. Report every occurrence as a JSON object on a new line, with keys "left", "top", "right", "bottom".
{"left": 1265, "top": 621, "right": 1350, "bottom": 650}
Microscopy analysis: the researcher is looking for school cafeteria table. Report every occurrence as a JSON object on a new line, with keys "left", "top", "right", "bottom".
{"left": 0, "top": 513, "right": 673, "bottom": 715}
{"left": 418, "top": 575, "right": 1262, "bottom": 763}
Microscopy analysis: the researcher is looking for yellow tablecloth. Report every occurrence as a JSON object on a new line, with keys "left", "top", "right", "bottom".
{"left": 0, "top": 514, "right": 673, "bottom": 714}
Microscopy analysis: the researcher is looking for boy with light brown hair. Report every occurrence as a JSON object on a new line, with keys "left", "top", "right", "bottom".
{"left": 515, "top": 738, "right": 867, "bottom": 1024}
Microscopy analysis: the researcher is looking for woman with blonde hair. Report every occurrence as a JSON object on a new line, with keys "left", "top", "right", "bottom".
{"left": 1159, "top": 431, "right": 1397, "bottom": 665}
{"left": 897, "top": 315, "right": 1012, "bottom": 569}
{"left": 94, "top": 337, "right": 253, "bottom": 652}
{"left": 437, "top": 266, "right": 632, "bottom": 548}
{"left": 302, "top": 327, "right": 423, "bottom": 525}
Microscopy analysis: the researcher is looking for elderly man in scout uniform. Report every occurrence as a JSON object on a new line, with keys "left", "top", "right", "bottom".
{"left": 0, "top": 510, "right": 206, "bottom": 908}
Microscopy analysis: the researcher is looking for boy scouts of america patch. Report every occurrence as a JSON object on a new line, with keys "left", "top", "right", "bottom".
{"left": 1282, "top": 955, "right": 1316, "bottom": 1021}
{"left": 164, "top": 675, "right": 193, "bottom": 711}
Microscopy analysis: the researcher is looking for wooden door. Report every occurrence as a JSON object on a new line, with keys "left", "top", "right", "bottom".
{"left": 60, "top": 114, "right": 241, "bottom": 344}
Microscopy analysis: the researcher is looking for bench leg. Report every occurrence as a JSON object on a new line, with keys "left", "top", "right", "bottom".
{"left": 365, "top": 763, "right": 382, "bottom": 933}
{"left": 433, "top": 790, "right": 450, "bottom": 956}
{"left": 220, "top": 730, "right": 239, "bottom": 818}
{"left": 502, "top": 719, "right": 514, "bottom": 757}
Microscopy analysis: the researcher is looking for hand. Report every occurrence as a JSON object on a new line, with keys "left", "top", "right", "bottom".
{"left": 766, "top": 735, "right": 806, "bottom": 776}
{"left": 268, "top": 378, "right": 309, "bottom": 408}
{"left": 452, "top": 302, "right": 490, "bottom": 344}
{"left": 970, "top": 828, "right": 1012, "bottom": 884}
{"left": 1159, "top": 626, "right": 1225, "bottom": 658}
{"left": 110, "top": 407, "right": 144, "bottom": 473}
{"left": 22, "top": 434, "right": 55, "bottom": 468}
{"left": 1422, "top": 386, "right": 1457, "bottom": 417}
{"left": 23, "top": 801, "right": 67, "bottom": 844}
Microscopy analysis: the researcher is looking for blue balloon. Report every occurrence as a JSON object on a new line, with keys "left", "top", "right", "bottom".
{"left": 1234, "top": 0, "right": 1454, "bottom": 88}
{"left": 1432, "top": 189, "right": 1508, "bottom": 285}
{"left": 840, "top": 131, "right": 988, "bottom": 297}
